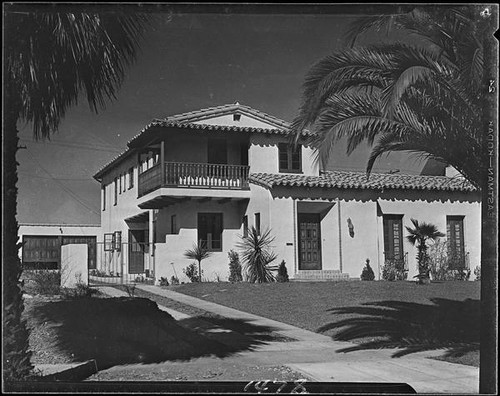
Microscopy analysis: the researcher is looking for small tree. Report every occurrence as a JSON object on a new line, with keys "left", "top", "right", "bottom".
{"left": 237, "top": 227, "right": 277, "bottom": 283}
{"left": 183, "top": 263, "right": 200, "bottom": 283}
{"left": 184, "top": 241, "right": 212, "bottom": 282}
{"left": 228, "top": 250, "right": 243, "bottom": 283}
{"left": 406, "top": 219, "right": 445, "bottom": 284}
{"left": 360, "top": 259, "right": 375, "bottom": 281}
{"left": 276, "top": 260, "right": 289, "bottom": 283}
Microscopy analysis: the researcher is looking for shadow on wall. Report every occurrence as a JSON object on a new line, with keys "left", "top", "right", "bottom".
{"left": 32, "top": 297, "right": 279, "bottom": 371}
{"left": 317, "top": 298, "right": 479, "bottom": 358}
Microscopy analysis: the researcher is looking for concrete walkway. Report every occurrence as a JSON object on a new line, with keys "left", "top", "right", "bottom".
{"left": 99, "top": 285, "right": 479, "bottom": 394}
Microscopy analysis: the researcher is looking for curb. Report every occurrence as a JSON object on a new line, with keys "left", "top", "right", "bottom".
{"left": 40, "top": 360, "right": 98, "bottom": 381}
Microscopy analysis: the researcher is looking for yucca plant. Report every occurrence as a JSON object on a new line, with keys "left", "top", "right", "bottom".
{"left": 184, "top": 242, "right": 213, "bottom": 283}
{"left": 237, "top": 227, "right": 278, "bottom": 283}
{"left": 405, "top": 218, "right": 445, "bottom": 283}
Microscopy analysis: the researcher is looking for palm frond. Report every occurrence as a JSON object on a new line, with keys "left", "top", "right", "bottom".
{"left": 7, "top": 11, "right": 149, "bottom": 139}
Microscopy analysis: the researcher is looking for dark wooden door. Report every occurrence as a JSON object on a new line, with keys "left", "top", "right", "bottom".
{"left": 128, "top": 230, "right": 146, "bottom": 274}
{"left": 383, "top": 215, "right": 404, "bottom": 260}
{"left": 298, "top": 214, "right": 322, "bottom": 270}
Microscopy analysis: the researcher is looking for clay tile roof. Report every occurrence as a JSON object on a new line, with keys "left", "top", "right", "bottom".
{"left": 249, "top": 170, "right": 477, "bottom": 192}
{"left": 95, "top": 104, "right": 312, "bottom": 180}
{"left": 126, "top": 103, "right": 310, "bottom": 146}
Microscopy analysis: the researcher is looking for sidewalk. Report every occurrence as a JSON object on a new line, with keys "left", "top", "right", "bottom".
{"left": 100, "top": 285, "right": 479, "bottom": 394}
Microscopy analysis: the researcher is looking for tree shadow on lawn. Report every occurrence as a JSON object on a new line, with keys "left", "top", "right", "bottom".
{"left": 32, "top": 297, "right": 278, "bottom": 371}
{"left": 318, "top": 298, "right": 479, "bottom": 358}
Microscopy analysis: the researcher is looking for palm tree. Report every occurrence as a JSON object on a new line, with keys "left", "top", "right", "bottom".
{"left": 237, "top": 227, "right": 278, "bottom": 283}
{"left": 184, "top": 242, "right": 213, "bottom": 282}
{"left": 291, "top": 6, "right": 486, "bottom": 188}
{"left": 290, "top": 6, "right": 497, "bottom": 392}
{"left": 405, "top": 219, "right": 445, "bottom": 283}
{"left": 3, "top": 7, "right": 148, "bottom": 380}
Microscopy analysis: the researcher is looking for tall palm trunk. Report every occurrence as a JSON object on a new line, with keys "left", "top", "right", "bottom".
{"left": 2, "top": 83, "right": 33, "bottom": 380}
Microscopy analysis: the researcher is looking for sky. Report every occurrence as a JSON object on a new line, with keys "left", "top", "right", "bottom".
{"left": 15, "top": 5, "right": 432, "bottom": 226}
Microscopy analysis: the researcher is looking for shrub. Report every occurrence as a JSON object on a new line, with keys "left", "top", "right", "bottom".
{"left": 276, "top": 260, "right": 289, "bottom": 283}
{"left": 228, "top": 250, "right": 243, "bottom": 283}
{"left": 382, "top": 259, "right": 407, "bottom": 281}
{"left": 170, "top": 275, "right": 180, "bottom": 285}
{"left": 183, "top": 262, "right": 201, "bottom": 283}
{"left": 124, "top": 284, "right": 136, "bottom": 297}
{"left": 360, "top": 259, "right": 375, "bottom": 281}
{"left": 159, "top": 277, "right": 169, "bottom": 287}
{"left": 184, "top": 242, "right": 212, "bottom": 283}
{"left": 61, "top": 282, "right": 100, "bottom": 299}
{"left": 429, "top": 240, "right": 472, "bottom": 281}
{"left": 474, "top": 266, "right": 481, "bottom": 281}
{"left": 30, "top": 270, "right": 61, "bottom": 295}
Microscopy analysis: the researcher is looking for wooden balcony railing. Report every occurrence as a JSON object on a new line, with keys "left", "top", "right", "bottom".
{"left": 138, "top": 162, "right": 250, "bottom": 196}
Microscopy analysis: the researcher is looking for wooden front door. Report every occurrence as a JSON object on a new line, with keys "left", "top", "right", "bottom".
{"left": 298, "top": 213, "right": 322, "bottom": 270}
{"left": 128, "top": 230, "right": 147, "bottom": 274}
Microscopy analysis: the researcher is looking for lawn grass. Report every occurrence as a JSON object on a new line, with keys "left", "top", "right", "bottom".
{"left": 173, "top": 280, "right": 480, "bottom": 366}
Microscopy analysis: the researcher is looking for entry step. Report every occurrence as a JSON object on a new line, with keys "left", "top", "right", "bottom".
{"left": 292, "top": 270, "right": 350, "bottom": 281}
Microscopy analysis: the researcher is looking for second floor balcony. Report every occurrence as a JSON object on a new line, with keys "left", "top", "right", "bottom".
{"left": 138, "top": 162, "right": 250, "bottom": 197}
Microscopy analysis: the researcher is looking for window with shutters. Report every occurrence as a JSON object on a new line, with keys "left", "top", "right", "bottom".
{"left": 447, "top": 216, "right": 466, "bottom": 269}
{"left": 383, "top": 215, "right": 404, "bottom": 261}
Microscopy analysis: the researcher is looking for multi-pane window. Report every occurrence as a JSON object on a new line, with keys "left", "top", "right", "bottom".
{"left": 119, "top": 174, "right": 122, "bottom": 194}
{"left": 278, "top": 143, "right": 301, "bottom": 172}
{"left": 114, "top": 178, "right": 118, "bottom": 205}
{"left": 122, "top": 174, "right": 126, "bottom": 193}
{"left": 198, "top": 213, "right": 223, "bottom": 251}
{"left": 447, "top": 216, "right": 465, "bottom": 269}
{"left": 254, "top": 213, "right": 261, "bottom": 236}
{"left": 383, "top": 215, "right": 404, "bottom": 261}
{"left": 128, "top": 167, "right": 134, "bottom": 189}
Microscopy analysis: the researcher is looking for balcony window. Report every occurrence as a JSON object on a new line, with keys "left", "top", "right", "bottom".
{"left": 198, "top": 213, "right": 223, "bottom": 251}
{"left": 278, "top": 143, "right": 301, "bottom": 172}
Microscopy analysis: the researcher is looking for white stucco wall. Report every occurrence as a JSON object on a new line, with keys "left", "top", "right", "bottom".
{"left": 60, "top": 244, "right": 88, "bottom": 288}
{"left": 266, "top": 186, "right": 481, "bottom": 281}
{"left": 249, "top": 134, "right": 319, "bottom": 176}
{"left": 153, "top": 198, "right": 247, "bottom": 283}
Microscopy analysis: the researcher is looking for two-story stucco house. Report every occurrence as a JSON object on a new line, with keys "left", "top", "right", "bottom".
{"left": 93, "top": 103, "right": 481, "bottom": 283}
